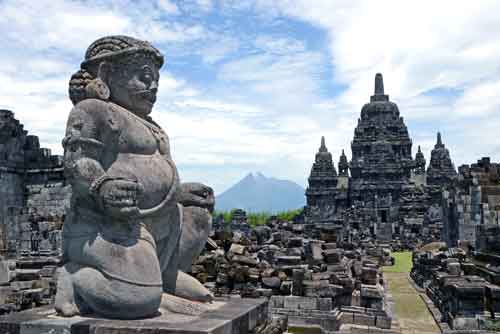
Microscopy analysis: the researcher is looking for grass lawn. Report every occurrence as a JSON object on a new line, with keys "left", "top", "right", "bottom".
{"left": 383, "top": 251, "right": 413, "bottom": 273}
{"left": 383, "top": 251, "right": 439, "bottom": 333}
{"left": 385, "top": 272, "right": 439, "bottom": 334}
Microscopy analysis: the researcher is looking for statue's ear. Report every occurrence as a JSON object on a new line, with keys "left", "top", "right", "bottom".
{"left": 96, "top": 62, "right": 112, "bottom": 86}
{"left": 85, "top": 62, "right": 111, "bottom": 101}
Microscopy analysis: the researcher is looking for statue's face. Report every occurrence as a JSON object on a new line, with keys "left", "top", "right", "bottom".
{"left": 109, "top": 55, "right": 160, "bottom": 117}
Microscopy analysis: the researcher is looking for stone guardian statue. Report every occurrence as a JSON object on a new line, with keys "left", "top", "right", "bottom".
{"left": 54, "top": 35, "right": 214, "bottom": 319}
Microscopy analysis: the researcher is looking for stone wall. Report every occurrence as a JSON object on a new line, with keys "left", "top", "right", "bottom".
{"left": 0, "top": 171, "right": 24, "bottom": 252}
{"left": 442, "top": 157, "right": 500, "bottom": 249}
{"left": 0, "top": 110, "right": 69, "bottom": 257}
{"left": 25, "top": 171, "right": 69, "bottom": 221}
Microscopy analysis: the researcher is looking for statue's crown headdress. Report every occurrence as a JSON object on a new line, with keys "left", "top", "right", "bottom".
{"left": 82, "top": 35, "right": 164, "bottom": 68}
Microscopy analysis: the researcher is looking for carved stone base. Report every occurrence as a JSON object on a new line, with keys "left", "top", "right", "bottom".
{"left": 0, "top": 297, "right": 268, "bottom": 334}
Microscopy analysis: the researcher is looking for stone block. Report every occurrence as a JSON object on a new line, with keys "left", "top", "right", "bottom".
{"left": 11, "top": 281, "right": 35, "bottom": 291}
{"left": 280, "top": 281, "right": 292, "bottom": 295}
{"left": 375, "top": 315, "right": 391, "bottom": 329}
{"left": 269, "top": 295, "right": 284, "bottom": 308}
{"left": 323, "top": 249, "right": 342, "bottom": 264}
{"left": 353, "top": 313, "right": 376, "bottom": 327}
{"left": 447, "top": 262, "right": 461, "bottom": 276}
{"left": 231, "top": 255, "right": 258, "bottom": 267}
{"left": 276, "top": 256, "right": 301, "bottom": 266}
{"left": 15, "top": 269, "right": 40, "bottom": 281}
{"left": 229, "top": 243, "right": 246, "bottom": 255}
{"left": 451, "top": 316, "right": 479, "bottom": 330}
{"left": 360, "top": 284, "right": 383, "bottom": 299}
{"left": 0, "top": 298, "right": 269, "bottom": 334}
{"left": 307, "top": 242, "right": 324, "bottom": 265}
{"left": 317, "top": 298, "right": 332, "bottom": 311}
{"left": 0, "top": 260, "right": 16, "bottom": 285}
{"left": 286, "top": 247, "right": 303, "bottom": 257}
{"left": 287, "top": 237, "right": 303, "bottom": 248}
{"left": 292, "top": 269, "right": 305, "bottom": 296}
{"left": 262, "top": 277, "right": 281, "bottom": 289}
{"left": 40, "top": 266, "right": 57, "bottom": 277}
{"left": 339, "top": 311, "right": 353, "bottom": 324}
{"left": 283, "top": 296, "right": 318, "bottom": 310}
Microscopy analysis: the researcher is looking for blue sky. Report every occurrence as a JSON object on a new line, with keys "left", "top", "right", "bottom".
{"left": 2, "top": 0, "right": 500, "bottom": 194}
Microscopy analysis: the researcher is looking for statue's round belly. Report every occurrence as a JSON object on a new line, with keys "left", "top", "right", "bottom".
{"left": 106, "top": 153, "right": 176, "bottom": 209}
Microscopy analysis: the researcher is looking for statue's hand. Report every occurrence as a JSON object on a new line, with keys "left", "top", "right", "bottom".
{"left": 178, "top": 183, "right": 214, "bottom": 213}
{"left": 99, "top": 179, "right": 144, "bottom": 219}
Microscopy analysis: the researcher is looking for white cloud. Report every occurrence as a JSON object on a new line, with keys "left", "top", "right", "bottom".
{"left": 195, "top": 0, "right": 213, "bottom": 11}
{"left": 453, "top": 79, "right": 500, "bottom": 117}
{"left": 242, "top": 0, "right": 500, "bottom": 168}
{"left": 254, "top": 35, "right": 306, "bottom": 55}
{"left": 157, "top": 0, "right": 179, "bottom": 14}
{"left": 3, "top": 0, "right": 500, "bottom": 194}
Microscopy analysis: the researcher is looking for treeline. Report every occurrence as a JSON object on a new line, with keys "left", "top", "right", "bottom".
{"left": 213, "top": 209, "right": 302, "bottom": 227}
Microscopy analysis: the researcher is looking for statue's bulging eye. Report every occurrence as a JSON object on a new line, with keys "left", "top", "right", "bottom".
{"left": 141, "top": 66, "right": 153, "bottom": 86}
{"left": 142, "top": 73, "right": 152, "bottom": 85}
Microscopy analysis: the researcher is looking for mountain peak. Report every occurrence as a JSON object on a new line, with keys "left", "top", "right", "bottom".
{"left": 255, "top": 171, "right": 266, "bottom": 179}
{"left": 216, "top": 173, "right": 305, "bottom": 213}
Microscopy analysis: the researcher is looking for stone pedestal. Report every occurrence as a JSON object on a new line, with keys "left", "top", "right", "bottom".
{"left": 0, "top": 297, "right": 268, "bottom": 334}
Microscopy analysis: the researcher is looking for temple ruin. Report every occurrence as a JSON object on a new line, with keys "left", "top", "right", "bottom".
{"left": 305, "top": 74, "right": 458, "bottom": 249}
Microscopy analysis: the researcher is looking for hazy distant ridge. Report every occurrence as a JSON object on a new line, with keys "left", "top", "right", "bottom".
{"left": 215, "top": 172, "right": 305, "bottom": 213}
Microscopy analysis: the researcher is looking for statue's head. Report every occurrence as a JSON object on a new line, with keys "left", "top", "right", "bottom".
{"left": 69, "top": 36, "right": 164, "bottom": 117}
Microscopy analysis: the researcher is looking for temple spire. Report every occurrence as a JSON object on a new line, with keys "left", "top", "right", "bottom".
{"left": 338, "top": 148, "right": 349, "bottom": 176}
{"left": 370, "top": 73, "right": 389, "bottom": 102}
{"left": 375, "top": 73, "right": 384, "bottom": 95}
{"left": 415, "top": 145, "right": 426, "bottom": 173}
{"left": 319, "top": 136, "right": 327, "bottom": 152}
{"left": 436, "top": 132, "right": 443, "bottom": 147}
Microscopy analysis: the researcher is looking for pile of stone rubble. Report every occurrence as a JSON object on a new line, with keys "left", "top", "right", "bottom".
{"left": 411, "top": 245, "right": 500, "bottom": 332}
{"left": 190, "top": 213, "right": 397, "bottom": 332}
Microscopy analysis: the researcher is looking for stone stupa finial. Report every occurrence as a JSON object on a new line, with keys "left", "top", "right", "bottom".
{"left": 338, "top": 148, "right": 349, "bottom": 176}
{"left": 436, "top": 132, "right": 443, "bottom": 147}
{"left": 375, "top": 73, "right": 384, "bottom": 95}
{"left": 319, "top": 136, "right": 327, "bottom": 152}
{"left": 370, "top": 73, "right": 389, "bottom": 102}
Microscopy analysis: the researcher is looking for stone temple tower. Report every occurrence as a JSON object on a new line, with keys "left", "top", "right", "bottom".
{"left": 427, "top": 132, "right": 457, "bottom": 187}
{"left": 424, "top": 132, "right": 457, "bottom": 204}
{"left": 305, "top": 136, "right": 338, "bottom": 207}
{"left": 415, "top": 146, "right": 426, "bottom": 174}
{"left": 338, "top": 149, "right": 349, "bottom": 177}
{"left": 349, "top": 73, "right": 414, "bottom": 204}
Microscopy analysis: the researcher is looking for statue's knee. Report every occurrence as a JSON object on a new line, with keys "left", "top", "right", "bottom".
{"left": 72, "top": 267, "right": 162, "bottom": 319}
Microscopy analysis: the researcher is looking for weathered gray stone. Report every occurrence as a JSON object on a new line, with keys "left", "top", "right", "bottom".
{"left": 0, "top": 260, "right": 16, "bottom": 285}
{"left": 269, "top": 295, "right": 285, "bottom": 308}
{"left": 262, "top": 277, "right": 281, "bottom": 289}
{"left": 0, "top": 298, "right": 268, "bottom": 334}
{"left": 283, "top": 296, "right": 318, "bottom": 310}
{"left": 54, "top": 35, "right": 214, "bottom": 319}
{"left": 229, "top": 243, "right": 246, "bottom": 255}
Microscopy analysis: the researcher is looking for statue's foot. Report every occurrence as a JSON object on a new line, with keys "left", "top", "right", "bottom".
{"left": 54, "top": 264, "right": 80, "bottom": 317}
{"left": 55, "top": 300, "right": 80, "bottom": 317}
{"left": 160, "top": 293, "right": 211, "bottom": 316}
{"left": 175, "top": 270, "right": 214, "bottom": 303}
